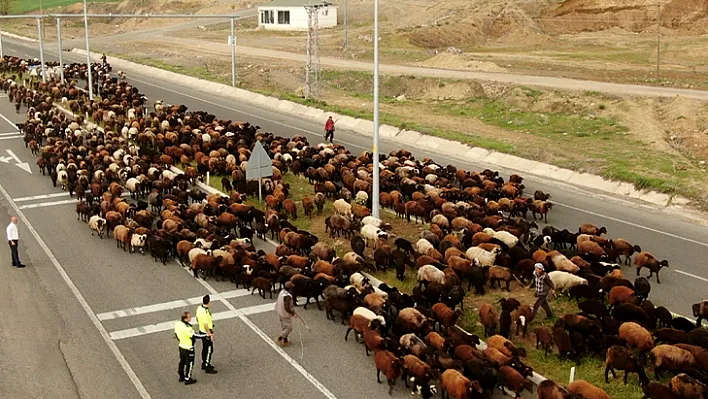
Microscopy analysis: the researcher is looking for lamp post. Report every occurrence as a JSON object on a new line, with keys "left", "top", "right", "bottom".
{"left": 371, "top": 0, "right": 380, "bottom": 218}
{"left": 83, "top": 0, "right": 94, "bottom": 100}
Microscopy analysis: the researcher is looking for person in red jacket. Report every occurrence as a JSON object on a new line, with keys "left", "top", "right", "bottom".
{"left": 324, "top": 116, "right": 335, "bottom": 143}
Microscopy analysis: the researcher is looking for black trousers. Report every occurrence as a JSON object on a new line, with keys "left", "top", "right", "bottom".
{"left": 325, "top": 129, "right": 334, "bottom": 143}
{"left": 178, "top": 347, "right": 195, "bottom": 380}
{"left": 8, "top": 240, "right": 20, "bottom": 266}
{"left": 200, "top": 336, "right": 213, "bottom": 367}
{"left": 530, "top": 294, "right": 553, "bottom": 321}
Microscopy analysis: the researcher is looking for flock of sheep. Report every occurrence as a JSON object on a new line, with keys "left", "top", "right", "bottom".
{"left": 2, "top": 54, "right": 708, "bottom": 399}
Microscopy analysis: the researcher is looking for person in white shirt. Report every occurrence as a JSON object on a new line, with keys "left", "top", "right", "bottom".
{"left": 6, "top": 216, "right": 24, "bottom": 268}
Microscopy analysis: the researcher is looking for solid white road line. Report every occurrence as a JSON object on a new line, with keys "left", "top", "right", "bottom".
{"left": 14, "top": 192, "right": 70, "bottom": 202}
{"left": 98, "top": 289, "right": 251, "bottom": 321}
{"left": 179, "top": 264, "right": 339, "bottom": 399}
{"left": 0, "top": 111, "right": 18, "bottom": 129}
{"left": 0, "top": 182, "right": 153, "bottom": 399}
{"left": 0, "top": 131, "right": 21, "bottom": 136}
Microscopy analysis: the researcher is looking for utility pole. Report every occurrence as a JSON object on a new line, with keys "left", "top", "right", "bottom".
{"left": 230, "top": 16, "right": 236, "bottom": 86}
{"left": 342, "top": 0, "right": 347, "bottom": 50}
{"left": 83, "top": 0, "right": 94, "bottom": 100}
{"left": 304, "top": 3, "right": 323, "bottom": 99}
{"left": 371, "top": 0, "right": 380, "bottom": 218}
{"left": 57, "top": 17, "right": 65, "bottom": 83}
{"left": 656, "top": 1, "right": 661, "bottom": 81}
{"left": 37, "top": 18, "right": 46, "bottom": 83}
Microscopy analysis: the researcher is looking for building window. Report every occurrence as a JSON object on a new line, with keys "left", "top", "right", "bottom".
{"left": 278, "top": 10, "right": 290, "bottom": 24}
{"left": 261, "top": 10, "right": 274, "bottom": 24}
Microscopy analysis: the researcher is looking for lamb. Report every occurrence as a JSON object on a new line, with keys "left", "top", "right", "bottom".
{"left": 634, "top": 252, "right": 669, "bottom": 284}
{"left": 361, "top": 216, "right": 392, "bottom": 231}
{"left": 251, "top": 277, "right": 274, "bottom": 299}
{"left": 374, "top": 350, "right": 404, "bottom": 395}
{"left": 548, "top": 271, "right": 587, "bottom": 293}
{"left": 534, "top": 326, "right": 554, "bottom": 355}
{"left": 567, "top": 380, "right": 611, "bottom": 399}
{"left": 88, "top": 215, "right": 106, "bottom": 239}
{"left": 418, "top": 265, "right": 446, "bottom": 287}
{"left": 129, "top": 233, "right": 147, "bottom": 254}
{"left": 513, "top": 304, "right": 533, "bottom": 337}
{"left": 354, "top": 190, "right": 369, "bottom": 205}
{"left": 465, "top": 246, "right": 501, "bottom": 267}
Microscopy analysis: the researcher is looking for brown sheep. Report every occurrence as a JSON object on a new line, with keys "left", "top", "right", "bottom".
{"left": 283, "top": 199, "right": 298, "bottom": 220}
{"left": 402, "top": 354, "right": 437, "bottom": 392}
{"left": 345, "top": 314, "right": 374, "bottom": 342}
{"left": 250, "top": 277, "right": 274, "bottom": 299}
{"left": 670, "top": 373, "right": 708, "bottom": 399}
{"left": 634, "top": 252, "right": 669, "bottom": 284}
{"left": 567, "top": 380, "right": 611, "bottom": 399}
{"left": 534, "top": 326, "right": 554, "bottom": 355}
{"left": 537, "top": 380, "right": 569, "bottom": 399}
{"left": 483, "top": 347, "right": 510, "bottom": 367}
{"left": 619, "top": 322, "right": 655, "bottom": 359}
{"left": 487, "top": 335, "right": 526, "bottom": 358}
{"left": 610, "top": 238, "right": 642, "bottom": 265}
{"left": 604, "top": 345, "right": 650, "bottom": 385}
{"left": 577, "top": 240, "right": 606, "bottom": 258}
{"left": 498, "top": 365, "right": 533, "bottom": 398}
{"left": 374, "top": 350, "right": 403, "bottom": 395}
{"left": 312, "top": 242, "right": 336, "bottom": 262}
{"left": 692, "top": 300, "right": 708, "bottom": 327}
{"left": 609, "top": 286, "right": 639, "bottom": 307}
{"left": 513, "top": 304, "right": 533, "bottom": 337}
{"left": 398, "top": 307, "right": 429, "bottom": 335}
{"left": 674, "top": 344, "right": 708, "bottom": 369}
{"left": 191, "top": 253, "right": 219, "bottom": 279}
{"left": 314, "top": 192, "right": 325, "bottom": 214}
{"left": 313, "top": 260, "right": 336, "bottom": 276}
{"left": 580, "top": 224, "right": 607, "bottom": 236}
{"left": 440, "top": 369, "right": 482, "bottom": 399}
{"left": 302, "top": 196, "right": 314, "bottom": 218}
{"left": 113, "top": 225, "right": 132, "bottom": 251}
{"left": 432, "top": 302, "right": 462, "bottom": 331}
{"left": 650, "top": 345, "right": 697, "bottom": 380}
{"left": 425, "top": 332, "right": 447, "bottom": 352}
{"left": 363, "top": 330, "right": 385, "bottom": 356}
{"left": 479, "top": 303, "right": 498, "bottom": 337}
{"left": 488, "top": 266, "right": 515, "bottom": 292}
{"left": 531, "top": 200, "right": 553, "bottom": 223}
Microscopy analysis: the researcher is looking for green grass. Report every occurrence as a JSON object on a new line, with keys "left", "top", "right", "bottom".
{"left": 9, "top": 0, "right": 118, "bottom": 13}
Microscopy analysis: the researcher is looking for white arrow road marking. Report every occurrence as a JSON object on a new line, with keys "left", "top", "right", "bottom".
{"left": 5, "top": 149, "right": 32, "bottom": 174}
{"left": 0, "top": 156, "right": 11, "bottom": 163}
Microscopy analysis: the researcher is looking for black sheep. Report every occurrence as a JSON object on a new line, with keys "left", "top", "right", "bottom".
{"left": 351, "top": 235, "right": 365, "bottom": 257}
{"left": 394, "top": 237, "right": 414, "bottom": 255}
{"left": 291, "top": 277, "right": 329, "bottom": 310}
{"left": 468, "top": 265, "right": 486, "bottom": 295}
{"left": 578, "top": 299, "right": 607, "bottom": 319}
{"left": 641, "top": 300, "right": 658, "bottom": 329}
{"left": 653, "top": 328, "right": 688, "bottom": 344}
{"left": 444, "top": 285, "right": 465, "bottom": 311}
{"left": 656, "top": 306, "right": 673, "bottom": 328}
{"left": 634, "top": 276, "right": 651, "bottom": 300}
{"left": 688, "top": 327, "right": 708, "bottom": 350}
{"left": 500, "top": 308, "right": 512, "bottom": 338}
{"left": 612, "top": 303, "right": 651, "bottom": 327}
{"left": 552, "top": 326, "right": 576, "bottom": 361}
{"left": 672, "top": 317, "right": 698, "bottom": 334}
{"left": 569, "top": 284, "right": 604, "bottom": 302}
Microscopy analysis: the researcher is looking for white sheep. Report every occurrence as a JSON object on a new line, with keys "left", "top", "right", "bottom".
{"left": 483, "top": 228, "right": 519, "bottom": 248}
{"left": 57, "top": 170, "right": 68, "bottom": 190}
{"left": 350, "top": 272, "right": 370, "bottom": 292}
{"left": 333, "top": 198, "right": 352, "bottom": 216}
{"left": 465, "top": 246, "right": 501, "bottom": 267}
{"left": 126, "top": 177, "right": 141, "bottom": 194}
{"left": 549, "top": 251, "right": 579, "bottom": 273}
{"left": 354, "top": 191, "right": 369, "bottom": 205}
{"left": 188, "top": 248, "right": 210, "bottom": 264}
{"left": 353, "top": 306, "right": 386, "bottom": 327}
{"left": 548, "top": 271, "right": 587, "bottom": 293}
{"left": 415, "top": 238, "right": 434, "bottom": 255}
{"left": 88, "top": 216, "right": 106, "bottom": 239}
{"left": 360, "top": 224, "right": 388, "bottom": 246}
{"left": 425, "top": 174, "right": 438, "bottom": 185}
{"left": 231, "top": 237, "right": 252, "bottom": 248}
{"left": 194, "top": 238, "right": 213, "bottom": 250}
{"left": 162, "top": 170, "right": 177, "bottom": 181}
{"left": 361, "top": 216, "right": 383, "bottom": 228}
{"left": 417, "top": 264, "right": 446, "bottom": 286}
{"left": 130, "top": 234, "right": 147, "bottom": 254}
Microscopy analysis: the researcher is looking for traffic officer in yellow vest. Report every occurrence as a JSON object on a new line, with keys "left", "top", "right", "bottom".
{"left": 174, "top": 311, "right": 207, "bottom": 385}
{"left": 196, "top": 295, "right": 218, "bottom": 374}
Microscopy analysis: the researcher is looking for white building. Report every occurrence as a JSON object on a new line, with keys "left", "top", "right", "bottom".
{"left": 257, "top": 0, "right": 337, "bottom": 31}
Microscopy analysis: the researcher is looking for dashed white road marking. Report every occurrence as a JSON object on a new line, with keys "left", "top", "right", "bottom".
{"left": 98, "top": 288, "right": 251, "bottom": 321}
{"left": 0, "top": 131, "right": 21, "bottom": 136}
{"left": 109, "top": 304, "right": 272, "bottom": 340}
{"left": 675, "top": 269, "right": 708, "bottom": 283}
{"left": 0, "top": 134, "right": 22, "bottom": 140}
{"left": 18, "top": 199, "right": 76, "bottom": 210}
{"left": 14, "top": 192, "right": 70, "bottom": 202}
{"left": 0, "top": 110, "right": 18, "bottom": 128}
{"left": 0, "top": 181, "right": 153, "bottom": 399}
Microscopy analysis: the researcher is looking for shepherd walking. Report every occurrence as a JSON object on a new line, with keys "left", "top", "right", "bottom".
{"left": 7, "top": 216, "right": 25, "bottom": 268}
{"left": 324, "top": 116, "right": 335, "bottom": 143}
{"left": 275, "top": 282, "right": 298, "bottom": 346}
{"left": 527, "top": 263, "right": 555, "bottom": 322}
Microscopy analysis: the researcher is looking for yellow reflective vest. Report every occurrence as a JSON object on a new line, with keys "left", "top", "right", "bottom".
{"left": 174, "top": 320, "right": 206, "bottom": 350}
{"left": 196, "top": 305, "right": 213, "bottom": 333}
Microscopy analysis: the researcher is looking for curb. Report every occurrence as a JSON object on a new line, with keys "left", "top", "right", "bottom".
{"left": 63, "top": 47, "right": 693, "bottom": 210}
{"left": 1, "top": 31, "right": 39, "bottom": 43}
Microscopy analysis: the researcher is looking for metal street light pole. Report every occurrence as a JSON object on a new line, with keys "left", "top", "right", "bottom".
{"left": 83, "top": 0, "right": 94, "bottom": 100}
{"left": 230, "top": 16, "right": 236, "bottom": 86}
{"left": 371, "top": 0, "right": 380, "bottom": 218}
{"left": 37, "top": 18, "right": 46, "bottom": 83}
{"left": 57, "top": 17, "right": 65, "bottom": 83}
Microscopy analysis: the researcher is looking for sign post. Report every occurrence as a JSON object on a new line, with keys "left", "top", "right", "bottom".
{"left": 245, "top": 141, "right": 272, "bottom": 203}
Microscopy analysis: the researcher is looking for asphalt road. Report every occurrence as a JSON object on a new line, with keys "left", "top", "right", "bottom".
{"left": 0, "top": 38, "right": 707, "bottom": 399}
